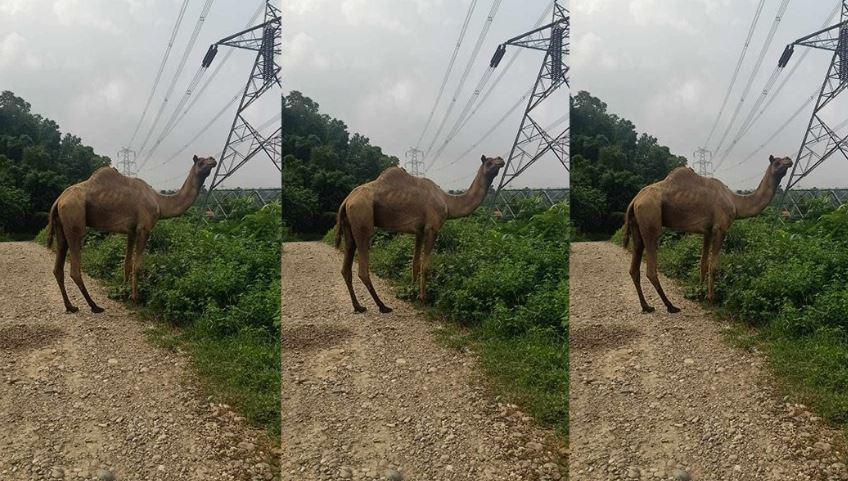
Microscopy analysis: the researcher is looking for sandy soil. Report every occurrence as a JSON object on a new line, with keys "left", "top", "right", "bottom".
{"left": 280, "top": 241, "right": 565, "bottom": 481}
{"left": 569, "top": 241, "right": 848, "bottom": 481}
{"left": 0, "top": 242, "right": 277, "bottom": 481}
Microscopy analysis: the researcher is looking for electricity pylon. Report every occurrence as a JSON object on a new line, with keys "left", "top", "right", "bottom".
{"left": 202, "top": 0, "right": 281, "bottom": 217}
{"left": 116, "top": 147, "right": 137, "bottom": 176}
{"left": 692, "top": 147, "right": 713, "bottom": 177}
{"left": 404, "top": 147, "right": 425, "bottom": 176}
{"left": 492, "top": 0, "right": 568, "bottom": 208}
{"left": 778, "top": 2, "right": 848, "bottom": 217}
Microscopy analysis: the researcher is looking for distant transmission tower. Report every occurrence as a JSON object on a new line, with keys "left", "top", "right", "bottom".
{"left": 202, "top": 0, "right": 281, "bottom": 217}
{"left": 404, "top": 147, "right": 425, "bottom": 176}
{"left": 778, "top": 2, "right": 848, "bottom": 217}
{"left": 692, "top": 147, "right": 713, "bottom": 176}
{"left": 116, "top": 147, "right": 137, "bottom": 176}
{"left": 492, "top": 1, "right": 569, "bottom": 206}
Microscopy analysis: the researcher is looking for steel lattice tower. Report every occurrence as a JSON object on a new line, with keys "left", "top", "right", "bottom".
{"left": 778, "top": 1, "right": 848, "bottom": 217}
{"left": 692, "top": 147, "right": 713, "bottom": 177}
{"left": 203, "top": 0, "right": 281, "bottom": 217}
{"left": 492, "top": 1, "right": 569, "bottom": 206}
{"left": 116, "top": 147, "right": 137, "bottom": 176}
{"left": 404, "top": 147, "right": 425, "bottom": 176}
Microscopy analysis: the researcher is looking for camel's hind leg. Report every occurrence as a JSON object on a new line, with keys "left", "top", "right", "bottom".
{"left": 130, "top": 228, "right": 149, "bottom": 303}
{"left": 348, "top": 219, "right": 391, "bottom": 313}
{"left": 412, "top": 232, "right": 423, "bottom": 283}
{"left": 123, "top": 230, "right": 136, "bottom": 284}
{"left": 628, "top": 229, "right": 653, "bottom": 313}
{"left": 341, "top": 227, "right": 366, "bottom": 313}
{"left": 699, "top": 230, "right": 713, "bottom": 284}
{"left": 62, "top": 213, "right": 104, "bottom": 314}
{"left": 53, "top": 233, "right": 77, "bottom": 313}
{"left": 641, "top": 224, "right": 680, "bottom": 314}
{"left": 418, "top": 227, "right": 437, "bottom": 303}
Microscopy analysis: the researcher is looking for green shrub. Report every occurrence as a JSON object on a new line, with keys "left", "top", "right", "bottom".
{"left": 39, "top": 203, "right": 281, "bottom": 439}
{"left": 359, "top": 202, "right": 569, "bottom": 438}
{"left": 657, "top": 207, "right": 848, "bottom": 429}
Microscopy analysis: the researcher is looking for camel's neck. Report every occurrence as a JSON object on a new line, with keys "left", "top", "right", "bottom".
{"left": 731, "top": 169, "right": 779, "bottom": 219}
{"left": 442, "top": 167, "right": 492, "bottom": 219}
{"left": 155, "top": 170, "right": 203, "bottom": 219}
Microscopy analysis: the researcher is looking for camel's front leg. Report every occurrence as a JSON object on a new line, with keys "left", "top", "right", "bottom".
{"left": 699, "top": 230, "right": 712, "bottom": 283}
{"left": 418, "top": 228, "right": 437, "bottom": 303}
{"left": 412, "top": 232, "right": 423, "bottom": 283}
{"left": 123, "top": 230, "right": 136, "bottom": 284}
{"left": 131, "top": 229, "right": 150, "bottom": 304}
{"left": 707, "top": 229, "right": 726, "bottom": 303}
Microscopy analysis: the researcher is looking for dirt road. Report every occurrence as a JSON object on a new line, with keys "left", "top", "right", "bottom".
{"left": 0, "top": 242, "right": 276, "bottom": 481}
{"left": 281, "top": 241, "right": 565, "bottom": 481}
{"left": 569, "top": 241, "right": 848, "bottom": 481}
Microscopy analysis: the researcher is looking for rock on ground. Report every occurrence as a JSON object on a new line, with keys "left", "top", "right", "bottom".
{"left": 569, "top": 241, "right": 848, "bottom": 481}
{"left": 0, "top": 242, "right": 277, "bottom": 481}
{"left": 281, "top": 241, "right": 566, "bottom": 481}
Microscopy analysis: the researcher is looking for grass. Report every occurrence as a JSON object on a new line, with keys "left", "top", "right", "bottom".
{"left": 37, "top": 202, "right": 281, "bottom": 441}
{"left": 613, "top": 203, "right": 848, "bottom": 431}
{"left": 326, "top": 201, "right": 569, "bottom": 440}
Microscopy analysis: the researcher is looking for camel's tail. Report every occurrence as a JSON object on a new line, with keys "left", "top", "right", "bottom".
{"left": 46, "top": 199, "right": 61, "bottom": 249}
{"left": 334, "top": 201, "right": 348, "bottom": 250}
{"left": 622, "top": 200, "right": 636, "bottom": 248}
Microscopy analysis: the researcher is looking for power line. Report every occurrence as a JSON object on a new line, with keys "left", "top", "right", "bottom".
{"left": 423, "top": 0, "right": 504, "bottom": 159}
{"left": 137, "top": 0, "right": 216, "bottom": 158}
{"left": 712, "top": 0, "right": 791, "bottom": 155}
{"left": 127, "top": 0, "right": 191, "bottom": 149}
{"left": 425, "top": 4, "right": 553, "bottom": 172}
{"left": 702, "top": 0, "right": 766, "bottom": 148}
{"left": 415, "top": 0, "right": 479, "bottom": 149}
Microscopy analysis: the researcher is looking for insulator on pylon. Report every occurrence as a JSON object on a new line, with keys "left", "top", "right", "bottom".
{"left": 262, "top": 26, "right": 275, "bottom": 81}
{"left": 202, "top": 45, "right": 218, "bottom": 68}
{"left": 490, "top": 44, "right": 506, "bottom": 68}
{"left": 778, "top": 44, "right": 794, "bottom": 68}
{"left": 551, "top": 26, "right": 564, "bottom": 79}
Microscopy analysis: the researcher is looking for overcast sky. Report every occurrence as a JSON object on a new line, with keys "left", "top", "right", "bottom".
{"left": 574, "top": 0, "right": 845, "bottom": 191}
{"left": 0, "top": 0, "right": 279, "bottom": 190}
{"left": 283, "top": 0, "right": 569, "bottom": 191}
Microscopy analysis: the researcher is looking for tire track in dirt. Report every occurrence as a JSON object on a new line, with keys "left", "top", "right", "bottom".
{"left": 0, "top": 242, "right": 276, "bottom": 481}
{"left": 569, "top": 241, "right": 848, "bottom": 481}
{"left": 281, "top": 241, "right": 566, "bottom": 481}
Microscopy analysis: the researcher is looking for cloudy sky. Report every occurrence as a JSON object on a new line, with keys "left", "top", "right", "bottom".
{"left": 574, "top": 0, "right": 845, "bottom": 190}
{"left": 0, "top": 0, "right": 280, "bottom": 190}
{"left": 283, "top": 0, "right": 569, "bottom": 191}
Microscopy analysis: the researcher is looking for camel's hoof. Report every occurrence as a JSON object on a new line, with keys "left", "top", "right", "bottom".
{"left": 667, "top": 306, "right": 681, "bottom": 314}
{"left": 91, "top": 306, "right": 105, "bottom": 314}
{"left": 353, "top": 306, "right": 367, "bottom": 313}
{"left": 642, "top": 306, "right": 655, "bottom": 313}
{"left": 66, "top": 306, "right": 79, "bottom": 314}
{"left": 379, "top": 306, "right": 393, "bottom": 314}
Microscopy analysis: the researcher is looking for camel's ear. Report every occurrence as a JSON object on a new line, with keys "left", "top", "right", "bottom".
{"left": 480, "top": 155, "right": 487, "bottom": 163}
{"left": 193, "top": 154, "right": 199, "bottom": 163}
{"left": 769, "top": 154, "right": 775, "bottom": 164}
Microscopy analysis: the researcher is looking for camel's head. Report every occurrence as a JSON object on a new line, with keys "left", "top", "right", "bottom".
{"left": 192, "top": 155, "right": 217, "bottom": 180}
{"left": 768, "top": 154, "right": 792, "bottom": 179}
{"left": 480, "top": 155, "right": 505, "bottom": 178}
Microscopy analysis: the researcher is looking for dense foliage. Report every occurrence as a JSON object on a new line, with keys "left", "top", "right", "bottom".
{"left": 571, "top": 91, "right": 686, "bottom": 236}
{"left": 38, "top": 204, "right": 282, "bottom": 438}
{"left": 0, "top": 91, "right": 109, "bottom": 235}
{"left": 634, "top": 204, "right": 848, "bottom": 427}
{"left": 334, "top": 203, "right": 569, "bottom": 437}
{"left": 283, "top": 91, "right": 399, "bottom": 234}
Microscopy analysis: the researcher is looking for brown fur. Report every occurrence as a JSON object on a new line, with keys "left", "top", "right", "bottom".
{"left": 334, "top": 155, "right": 505, "bottom": 313}
{"left": 625, "top": 154, "right": 792, "bottom": 313}
{"left": 48, "top": 155, "right": 216, "bottom": 313}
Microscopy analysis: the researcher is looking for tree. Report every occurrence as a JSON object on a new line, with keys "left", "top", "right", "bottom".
{"left": 571, "top": 91, "right": 686, "bottom": 236}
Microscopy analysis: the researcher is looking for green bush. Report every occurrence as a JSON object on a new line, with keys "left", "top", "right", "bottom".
{"left": 351, "top": 202, "right": 569, "bottom": 438}
{"left": 40, "top": 203, "right": 281, "bottom": 438}
{"left": 656, "top": 206, "right": 848, "bottom": 428}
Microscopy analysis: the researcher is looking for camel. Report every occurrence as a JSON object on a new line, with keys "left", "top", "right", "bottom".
{"left": 334, "top": 154, "right": 505, "bottom": 313}
{"left": 622, "top": 154, "right": 792, "bottom": 313}
{"left": 46, "top": 155, "right": 217, "bottom": 313}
